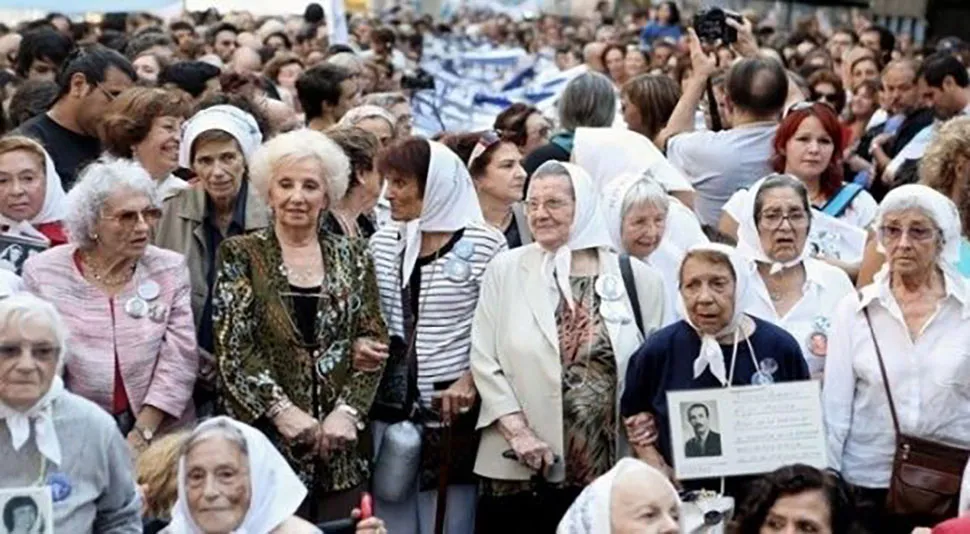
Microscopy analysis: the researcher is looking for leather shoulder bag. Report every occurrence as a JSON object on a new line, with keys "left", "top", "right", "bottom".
{"left": 863, "top": 307, "right": 970, "bottom": 522}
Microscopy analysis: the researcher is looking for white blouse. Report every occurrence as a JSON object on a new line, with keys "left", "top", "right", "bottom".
{"left": 743, "top": 257, "right": 854, "bottom": 377}
{"left": 823, "top": 269, "right": 970, "bottom": 488}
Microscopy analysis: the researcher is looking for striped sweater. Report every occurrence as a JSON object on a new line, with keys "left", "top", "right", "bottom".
{"left": 369, "top": 221, "right": 507, "bottom": 412}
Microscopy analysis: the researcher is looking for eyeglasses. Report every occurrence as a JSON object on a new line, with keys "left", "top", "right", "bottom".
{"left": 0, "top": 342, "right": 59, "bottom": 362}
{"left": 879, "top": 224, "right": 937, "bottom": 243}
{"left": 758, "top": 209, "right": 810, "bottom": 229}
{"left": 101, "top": 207, "right": 163, "bottom": 227}
{"left": 525, "top": 198, "right": 572, "bottom": 213}
{"left": 815, "top": 92, "right": 839, "bottom": 104}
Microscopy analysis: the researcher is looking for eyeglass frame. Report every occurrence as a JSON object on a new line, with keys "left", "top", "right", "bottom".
{"left": 100, "top": 207, "right": 164, "bottom": 227}
{"left": 756, "top": 208, "right": 811, "bottom": 230}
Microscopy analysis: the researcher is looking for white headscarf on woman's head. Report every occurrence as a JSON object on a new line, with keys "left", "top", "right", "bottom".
{"left": 557, "top": 458, "right": 680, "bottom": 534}
{"left": 167, "top": 416, "right": 307, "bottom": 534}
{"left": 678, "top": 243, "right": 750, "bottom": 386}
{"left": 338, "top": 105, "right": 397, "bottom": 130}
{"left": 736, "top": 175, "right": 810, "bottom": 275}
{"left": 571, "top": 127, "right": 694, "bottom": 193}
{"left": 0, "top": 143, "right": 68, "bottom": 242}
{"left": 399, "top": 140, "right": 484, "bottom": 287}
{"left": 601, "top": 173, "right": 668, "bottom": 252}
{"left": 532, "top": 161, "right": 613, "bottom": 310}
{"left": 875, "top": 184, "right": 962, "bottom": 268}
{"left": 178, "top": 105, "right": 264, "bottom": 168}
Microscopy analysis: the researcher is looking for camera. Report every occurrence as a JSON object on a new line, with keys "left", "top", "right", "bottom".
{"left": 692, "top": 7, "right": 743, "bottom": 44}
{"left": 401, "top": 69, "right": 436, "bottom": 91}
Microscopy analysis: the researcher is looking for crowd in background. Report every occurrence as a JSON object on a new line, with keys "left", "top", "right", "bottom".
{"left": 0, "top": 1, "right": 970, "bottom": 534}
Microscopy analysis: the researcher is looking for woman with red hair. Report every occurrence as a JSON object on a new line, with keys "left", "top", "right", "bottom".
{"left": 719, "top": 102, "right": 878, "bottom": 239}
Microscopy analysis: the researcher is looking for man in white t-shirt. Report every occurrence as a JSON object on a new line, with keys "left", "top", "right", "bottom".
{"left": 658, "top": 18, "right": 789, "bottom": 227}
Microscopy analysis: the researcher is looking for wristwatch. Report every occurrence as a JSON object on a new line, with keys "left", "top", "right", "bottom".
{"left": 336, "top": 404, "right": 366, "bottom": 431}
{"left": 134, "top": 424, "right": 155, "bottom": 444}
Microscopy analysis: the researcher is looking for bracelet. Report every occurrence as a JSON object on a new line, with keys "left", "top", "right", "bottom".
{"left": 267, "top": 398, "right": 293, "bottom": 419}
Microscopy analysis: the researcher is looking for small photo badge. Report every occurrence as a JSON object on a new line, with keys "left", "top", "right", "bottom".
{"left": 0, "top": 485, "right": 54, "bottom": 533}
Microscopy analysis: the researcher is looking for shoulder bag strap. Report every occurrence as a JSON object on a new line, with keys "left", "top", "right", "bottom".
{"left": 619, "top": 253, "right": 644, "bottom": 337}
{"left": 862, "top": 306, "right": 903, "bottom": 438}
{"left": 822, "top": 183, "right": 864, "bottom": 218}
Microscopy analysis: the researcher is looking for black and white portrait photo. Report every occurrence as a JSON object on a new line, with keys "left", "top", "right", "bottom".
{"left": 681, "top": 401, "right": 722, "bottom": 458}
{"left": 0, "top": 488, "right": 52, "bottom": 534}
{"left": 0, "top": 235, "right": 47, "bottom": 275}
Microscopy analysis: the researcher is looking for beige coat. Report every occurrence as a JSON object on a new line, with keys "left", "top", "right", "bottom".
{"left": 154, "top": 184, "right": 269, "bottom": 329}
{"left": 471, "top": 245, "right": 666, "bottom": 482}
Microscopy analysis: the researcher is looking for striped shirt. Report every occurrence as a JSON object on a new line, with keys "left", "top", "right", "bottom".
{"left": 369, "top": 221, "right": 507, "bottom": 406}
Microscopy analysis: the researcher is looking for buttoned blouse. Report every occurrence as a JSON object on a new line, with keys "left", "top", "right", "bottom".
{"left": 823, "top": 269, "right": 970, "bottom": 488}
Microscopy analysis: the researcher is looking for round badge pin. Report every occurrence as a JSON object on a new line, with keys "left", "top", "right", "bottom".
{"left": 148, "top": 304, "right": 167, "bottom": 323}
{"left": 137, "top": 280, "right": 161, "bottom": 301}
{"left": 443, "top": 259, "right": 471, "bottom": 282}
{"left": 751, "top": 371, "right": 774, "bottom": 385}
{"left": 452, "top": 240, "right": 475, "bottom": 260}
{"left": 125, "top": 297, "right": 148, "bottom": 319}
{"left": 47, "top": 472, "right": 72, "bottom": 502}
{"left": 807, "top": 331, "right": 828, "bottom": 357}
{"left": 759, "top": 358, "right": 779, "bottom": 376}
{"left": 594, "top": 274, "right": 623, "bottom": 301}
{"left": 599, "top": 300, "right": 630, "bottom": 324}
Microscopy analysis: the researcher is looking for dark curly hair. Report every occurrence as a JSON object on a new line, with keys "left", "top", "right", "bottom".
{"left": 730, "top": 464, "right": 861, "bottom": 534}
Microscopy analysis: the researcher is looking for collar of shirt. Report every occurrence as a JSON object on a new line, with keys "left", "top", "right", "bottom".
{"left": 858, "top": 266, "right": 970, "bottom": 321}
{"left": 746, "top": 257, "right": 830, "bottom": 305}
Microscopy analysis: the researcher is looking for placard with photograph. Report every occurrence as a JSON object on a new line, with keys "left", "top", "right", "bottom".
{"left": 666, "top": 381, "right": 827, "bottom": 480}
{"left": 0, "top": 234, "right": 48, "bottom": 276}
{"left": 0, "top": 486, "right": 53, "bottom": 534}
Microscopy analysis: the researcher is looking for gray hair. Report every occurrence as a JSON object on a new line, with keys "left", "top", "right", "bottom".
{"left": 622, "top": 179, "right": 669, "bottom": 220}
{"left": 182, "top": 418, "right": 248, "bottom": 458}
{"left": 64, "top": 158, "right": 160, "bottom": 249}
{"left": 249, "top": 129, "right": 351, "bottom": 206}
{"left": 530, "top": 161, "right": 575, "bottom": 199}
{"left": 363, "top": 92, "right": 408, "bottom": 110}
{"left": 559, "top": 71, "right": 617, "bottom": 132}
{"left": 338, "top": 105, "right": 396, "bottom": 131}
{"left": 327, "top": 52, "right": 363, "bottom": 74}
{"left": 0, "top": 293, "right": 69, "bottom": 373}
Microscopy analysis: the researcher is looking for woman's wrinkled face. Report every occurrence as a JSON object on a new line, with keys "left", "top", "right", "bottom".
{"left": 133, "top": 55, "right": 162, "bottom": 84}
{"left": 0, "top": 316, "right": 58, "bottom": 411}
{"left": 759, "top": 489, "right": 833, "bottom": 534}
{"left": 0, "top": 149, "right": 46, "bottom": 223}
{"left": 621, "top": 201, "right": 667, "bottom": 259}
{"left": 185, "top": 436, "right": 251, "bottom": 534}
{"left": 610, "top": 470, "right": 680, "bottom": 534}
{"left": 356, "top": 117, "right": 394, "bottom": 147}
{"left": 276, "top": 62, "right": 303, "bottom": 89}
{"left": 385, "top": 171, "right": 423, "bottom": 222}
{"left": 94, "top": 188, "right": 159, "bottom": 260}
{"left": 680, "top": 255, "right": 736, "bottom": 335}
{"left": 136, "top": 115, "right": 184, "bottom": 179}
{"left": 477, "top": 143, "right": 526, "bottom": 204}
{"left": 192, "top": 137, "right": 247, "bottom": 207}
{"left": 756, "top": 187, "right": 809, "bottom": 263}
{"left": 268, "top": 157, "right": 329, "bottom": 229}
{"left": 783, "top": 116, "right": 835, "bottom": 182}
{"left": 526, "top": 175, "right": 575, "bottom": 252}
{"left": 605, "top": 49, "right": 626, "bottom": 81}
{"left": 523, "top": 112, "right": 551, "bottom": 155}
{"left": 879, "top": 208, "right": 941, "bottom": 277}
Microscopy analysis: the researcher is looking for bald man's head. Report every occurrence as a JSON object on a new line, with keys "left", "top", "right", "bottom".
{"left": 882, "top": 59, "right": 921, "bottom": 115}
{"left": 583, "top": 42, "right": 607, "bottom": 73}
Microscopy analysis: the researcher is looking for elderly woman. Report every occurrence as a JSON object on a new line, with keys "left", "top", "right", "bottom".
{"left": 0, "top": 136, "right": 68, "bottom": 247}
{"left": 730, "top": 464, "right": 861, "bottom": 534}
{"left": 0, "top": 293, "right": 142, "bottom": 533}
{"left": 100, "top": 87, "right": 194, "bottom": 199}
{"left": 23, "top": 159, "right": 198, "bottom": 453}
{"left": 493, "top": 103, "right": 551, "bottom": 157}
{"left": 324, "top": 128, "right": 382, "bottom": 239}
{"left": 621, "top": 244, "right": 809, "bottom": 496}
{"left": 472, "top": 161, "right": 666, "bottom": 531}
{"left": 164, "top": 417, "right": 386, "bottom": 534}
{"left": 824, "top": 184, "right": 970, "bottom": 531}
{"left": 440, "top": 130, "right": 531, "bottom": 248}
{"left": 522, "top": 71, "right": 616, "bottom": 177}
{"left": 154, "top": 105, "right": 267, "bottom": 415}
{"left": 733, "top": 175, "right": 855, "bottom": 378}
{"left": 368, "top": 137, "right": 508, "bottom": 533}
{"left": 213, "top": 128, "right": 387, "bottom": 523}
{"left": 556, "top": 458, "right": 680, "bottom": 534}
{"left": 337, "top": 105, "right": 397, "bottom": 147}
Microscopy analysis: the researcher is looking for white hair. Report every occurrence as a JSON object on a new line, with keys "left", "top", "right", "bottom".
{"left": 327, "top": 52, "right": 363, "bottom": 73}
{"left": 182, "top": 418, "right": 248, "bottom": 458}
{"left": 249, "top": 129, "right": 351, "bottom": 206}
{"left": 64, "top": 158, "right": 160, "bottom": 249}
{"left": 338, "top": 105, "right": 396, "bottom": 131}
{"left": 621, "top": 179, "right": 669, "bottom": 221}
{"left": 0, "top": 293, "right": 69, "bottom": 372}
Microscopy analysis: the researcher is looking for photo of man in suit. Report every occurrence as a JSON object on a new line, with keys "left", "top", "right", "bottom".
{"left": 684, "top": 402, "right": 722, "bottom": 458}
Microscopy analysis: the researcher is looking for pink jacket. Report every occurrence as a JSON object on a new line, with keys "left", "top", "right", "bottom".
{"left": 23, "top": 244, "right": 198, "bottom": 426}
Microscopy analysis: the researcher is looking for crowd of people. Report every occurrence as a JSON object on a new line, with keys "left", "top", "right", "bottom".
{"left": 1, "top": 1, "right": 970, "bottom": 533}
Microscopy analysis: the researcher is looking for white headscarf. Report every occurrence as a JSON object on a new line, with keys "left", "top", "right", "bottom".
{"left": 532, "top": 161, "right": 613, "bottom": 310}
{"left": 178, "top": 105, "right": 263, "bottom": 168}
{"left": 399, "top": 140, "right": 484, "bottom": 287}
{"left": 0, "top": 143, "right": 67, "bottom": 241}
{"left": 557, "top": 458, "right": 679, "bottom": 534}
{"left": 678, "top": 243, "right": 750, "bottom": 386}
{"left": 572, "top": 127, "right": 694, "bottom": 193}
{"left": 736, "top": 175, "right": 810, "bottom": 275}
{"left": 338, "top": 105, "right": 397, "bottom": 130}
{"left": 875, "top": 184, "right": 962, "bottom": 268}
{"left": 167, "top": 417, "right": 307, "bottom": 534}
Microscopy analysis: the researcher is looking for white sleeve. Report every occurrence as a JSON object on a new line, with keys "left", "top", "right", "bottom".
{"left": 849, "top": 190, "right": 879, "bottom": 229}
{"left": 666, "top": 131, "right": 720, "bottom": 184}
{"left": 722, "top": 189, "right": 748, "bottom": 223}
{"left": 822, "top": 293, "right": 861, "bottom": 473}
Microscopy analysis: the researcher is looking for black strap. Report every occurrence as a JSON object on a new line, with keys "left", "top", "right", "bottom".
{"left": 862, "top": 305, "right": 902, "bottom": 438}
{"left": 619, "top": 254, "right": 644, "bottom": 337}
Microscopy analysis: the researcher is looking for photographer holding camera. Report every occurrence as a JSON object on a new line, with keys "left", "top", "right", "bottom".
{"left": 657, "top": 13, "right": 789, "bottom": 228}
